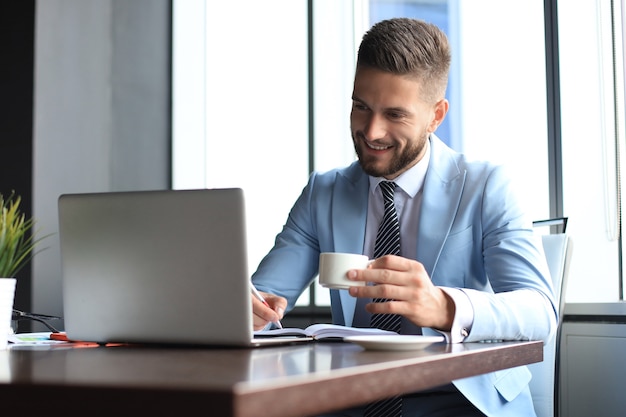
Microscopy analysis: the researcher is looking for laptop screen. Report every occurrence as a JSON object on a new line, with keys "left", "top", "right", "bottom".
{"left": 58, "top": 188, "right": 255, "bottom": 346}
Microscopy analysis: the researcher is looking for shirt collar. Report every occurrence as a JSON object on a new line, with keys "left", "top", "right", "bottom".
{"left": 369, "top": 137, "right": 431, "bottom": 199}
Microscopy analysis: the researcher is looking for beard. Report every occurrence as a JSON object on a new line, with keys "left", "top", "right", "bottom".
{"left": 353, "top": 131, "right": 428, "bottom": 178}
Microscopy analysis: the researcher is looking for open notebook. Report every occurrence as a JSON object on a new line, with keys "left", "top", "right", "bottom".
{"left": 58, "top": 188, "right": 311, "bottom": 347}
{"left": 255, "top": 324, "right": 396, "bottom": 341}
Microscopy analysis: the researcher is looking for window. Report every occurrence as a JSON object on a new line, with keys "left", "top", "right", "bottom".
{"left": 311, "top": 0, "right": 551, "bottom": 305}
{"left": 172, "top": 0, "right": 309, "bottom": 281}
{"left": 312, "top": 0, "right": 550, "bottom": 222}
{"left": 558, "top": 0, "right": 625, "bottom": 301}
{"left": 172, "top": 0, "right": 625, "bottom": 312}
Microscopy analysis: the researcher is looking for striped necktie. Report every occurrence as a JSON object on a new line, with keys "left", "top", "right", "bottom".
{"left": 370, "top": 181, "right": 401, "bottom": 333}
{"left": 365, "top": 181, "right": 402, "bottom": 417}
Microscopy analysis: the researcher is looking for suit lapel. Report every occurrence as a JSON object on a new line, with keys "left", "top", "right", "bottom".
{"left": 418, "top": 136, "right": 466, "bottom": 277}
{"left": 328, "top": 140, "right": 466, "bottom": 324}
{"left": 330, "top": 163, "right": 369, "bottom": 327}
{"left": 331, "top": 163, "right": 369, "bottom": 254}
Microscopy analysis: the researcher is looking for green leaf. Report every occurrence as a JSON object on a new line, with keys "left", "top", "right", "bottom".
{"left": 0, "top": 192, "right": 50, "bottom": 278}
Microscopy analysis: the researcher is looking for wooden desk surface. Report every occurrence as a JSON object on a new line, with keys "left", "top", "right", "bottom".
{"left": 1, "top": 340, "right": 542, "bottom": 417}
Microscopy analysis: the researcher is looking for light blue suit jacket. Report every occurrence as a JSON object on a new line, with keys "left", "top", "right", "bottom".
{"left": 252, "top": 135, "right": 557, "bottom": 417}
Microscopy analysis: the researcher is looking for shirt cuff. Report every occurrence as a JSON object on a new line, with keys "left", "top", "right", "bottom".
{"left": 438, "top": 287, "right": 474, "bottom": 343}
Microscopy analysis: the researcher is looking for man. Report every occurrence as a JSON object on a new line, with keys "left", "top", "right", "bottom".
{"left": 251, "top": 18, "right": 556, "bottom": 417}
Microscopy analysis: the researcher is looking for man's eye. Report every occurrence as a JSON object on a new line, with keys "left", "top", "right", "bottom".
{"left": 388, "top": 112, "right": 404, "bottom": 119}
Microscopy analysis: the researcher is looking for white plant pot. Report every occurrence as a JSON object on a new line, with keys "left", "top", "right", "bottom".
{"left": 0, "top": 278, "right": 16, "bottom": 350}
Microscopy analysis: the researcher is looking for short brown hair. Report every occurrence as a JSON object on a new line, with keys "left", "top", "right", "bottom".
{"left": 356, "top": 18, "right": 451, "bottom": 103}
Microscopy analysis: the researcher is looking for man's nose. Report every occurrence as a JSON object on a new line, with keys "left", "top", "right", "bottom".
{"left": 362, "top": 113, "right": 388, "bottom": 140}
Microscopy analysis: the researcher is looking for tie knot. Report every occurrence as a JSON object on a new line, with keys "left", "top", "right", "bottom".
{"left": 379, "top": 181, "right": 396, "bottom": 203}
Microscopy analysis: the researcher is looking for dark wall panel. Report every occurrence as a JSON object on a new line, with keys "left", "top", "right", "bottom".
{"left": 0, "top": 1, "right": 35, "bottom": 313}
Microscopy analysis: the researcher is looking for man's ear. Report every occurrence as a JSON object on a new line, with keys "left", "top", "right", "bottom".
{"left": 428, "top": 99, "right": 449, "bottom": 133}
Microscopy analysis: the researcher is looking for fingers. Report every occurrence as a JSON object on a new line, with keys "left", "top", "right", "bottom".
{"left": 347, "top": 255, "right": 426, "bottom": 296}
{"left": 360, "top": 282, "right": 453, "bottom": 331}
{"left": 252, "top": 292, "right": 286, "bottom": 330}
{"left": 346, "top": 256, "right": 451, "bottom": 329}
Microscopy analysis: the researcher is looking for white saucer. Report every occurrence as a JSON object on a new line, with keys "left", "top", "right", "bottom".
{"left": 344, "top": 335, "right": 445, "bottom": 351}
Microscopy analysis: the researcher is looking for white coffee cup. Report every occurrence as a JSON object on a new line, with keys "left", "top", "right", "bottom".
{"left": 318, "top": 252, "right": 369, "bottom": 289}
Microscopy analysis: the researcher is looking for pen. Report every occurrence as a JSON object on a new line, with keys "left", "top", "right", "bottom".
{"left": 250, "top": 284, "right": 283, "bottom": 329}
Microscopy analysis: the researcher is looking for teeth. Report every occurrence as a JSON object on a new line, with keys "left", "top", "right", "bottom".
{"left": 367, "top": 142, "right": 390, "bottom": 150}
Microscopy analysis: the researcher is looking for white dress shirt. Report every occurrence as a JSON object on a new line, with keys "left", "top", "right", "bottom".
{"left": 355, "top": 139, "right": 473, "bottom": 343}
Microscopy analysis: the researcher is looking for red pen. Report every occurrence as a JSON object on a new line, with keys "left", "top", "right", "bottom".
{"left": 250, "top": 284, "right": 283, "bottom": 329}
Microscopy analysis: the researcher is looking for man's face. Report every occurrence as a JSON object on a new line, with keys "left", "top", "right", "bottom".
{"left": 350, "top": 67, "right": 448, "bottom": 179}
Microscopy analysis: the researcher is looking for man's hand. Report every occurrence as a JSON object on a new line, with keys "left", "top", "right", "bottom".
{"left": 347, "top": 255, "right": 455, "bottom": 331}
{"left": 251, "top": 291, "right": 287, "bottom": 331}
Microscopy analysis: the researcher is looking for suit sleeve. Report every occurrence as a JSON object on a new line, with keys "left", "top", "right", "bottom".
{"left": 462, "top": 165, "right": 558, "bottom": 343}
{"left": 251, "top": 172, "right": 323, "bottom": 310}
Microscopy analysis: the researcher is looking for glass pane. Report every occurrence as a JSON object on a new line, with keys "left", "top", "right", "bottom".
{"left": 368, "top": 0, "right": 550, "bottom": 221}
{"left": 308, "top": 0, "right": 369, "bottom": 307}
{"left": 172, "top": 0, "right": 310, "bottom": 278}
{"left": 559, "top": 0, "right": 622, "bottom": 301}
{"left": 612, "top": 0, "right": 626, "bottom": 301}
{"left": 309, "top": 0, "right": 550, "bottom": 307}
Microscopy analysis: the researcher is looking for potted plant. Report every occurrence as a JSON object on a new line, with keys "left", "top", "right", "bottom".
{"left": 0, "top": 192, "right": 45, "bottom": 349}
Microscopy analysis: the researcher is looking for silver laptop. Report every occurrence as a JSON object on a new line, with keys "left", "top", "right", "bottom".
{"left": 58, "top": 188, "right": 301, "bottom": 347}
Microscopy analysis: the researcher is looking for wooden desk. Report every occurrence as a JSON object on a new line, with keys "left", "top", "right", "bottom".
{"left": 1, "top": 340, "right": 542, "bottom": 417}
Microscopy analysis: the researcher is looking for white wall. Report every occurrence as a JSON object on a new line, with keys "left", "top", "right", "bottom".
{"left": 32, "top": 0, "right": 171, "bottom": 325}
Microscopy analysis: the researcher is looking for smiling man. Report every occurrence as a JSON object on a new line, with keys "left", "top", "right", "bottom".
{"left": 351, "top": 68, "right": 447, "bottom": 181}
{"left": 251, "top": 18, "right": 556, "bottom": 417}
